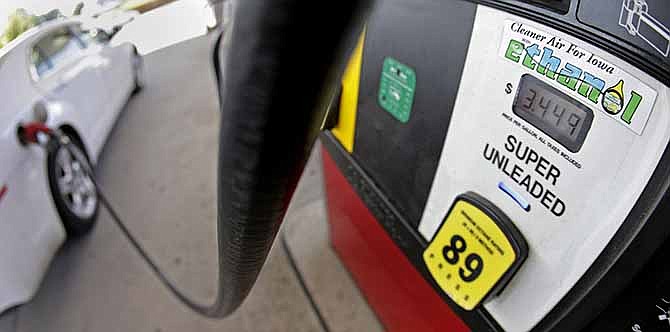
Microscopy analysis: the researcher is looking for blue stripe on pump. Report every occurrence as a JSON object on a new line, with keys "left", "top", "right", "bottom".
{"left": 498, "top": 181, "right": 531, "bottom": 212}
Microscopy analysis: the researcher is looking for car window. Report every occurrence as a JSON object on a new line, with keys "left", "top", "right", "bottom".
{"left": 30, "top": 26, "right": 87, "bottom": 79}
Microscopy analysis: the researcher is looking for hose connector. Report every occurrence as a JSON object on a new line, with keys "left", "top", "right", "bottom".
{"left": 18, "top": 122, "right": 53, "bottom": 146}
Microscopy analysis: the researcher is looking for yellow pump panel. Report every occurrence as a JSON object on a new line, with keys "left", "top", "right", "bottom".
{"left": 332, "top": 32, "right": 365, "bottom": 153}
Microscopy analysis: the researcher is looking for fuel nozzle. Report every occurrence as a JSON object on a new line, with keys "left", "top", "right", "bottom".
{"left": 18, "top": 122, "right": 53, "bottom": 146}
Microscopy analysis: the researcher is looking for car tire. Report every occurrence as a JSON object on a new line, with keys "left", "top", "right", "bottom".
{"left": 47, "top": 133, "right": 99, "bottom": 236}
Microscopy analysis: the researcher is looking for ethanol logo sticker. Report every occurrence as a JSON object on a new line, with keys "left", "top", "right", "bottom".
{"left": 498, "top": 20, "right": 658, "bottom": 135}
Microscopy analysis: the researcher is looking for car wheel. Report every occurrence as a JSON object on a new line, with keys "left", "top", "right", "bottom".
{"left": 47, "top": 134, "right": 99, "bottom": 236}
{"left": 132, "top": 49, "right": 145, "bottom": 94}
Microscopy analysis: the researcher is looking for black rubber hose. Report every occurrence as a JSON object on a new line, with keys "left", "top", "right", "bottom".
{"left": 206, "top": 0, "right": 373, "bottom": 317}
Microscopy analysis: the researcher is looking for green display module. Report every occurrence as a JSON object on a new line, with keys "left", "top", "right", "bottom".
{"left": 378, "top": 57, "right": 416, "bottom": 123}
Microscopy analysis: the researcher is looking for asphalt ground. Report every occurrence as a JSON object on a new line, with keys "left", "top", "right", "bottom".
{"left": 0, "top": 34, "right": 382, "bottom": 332}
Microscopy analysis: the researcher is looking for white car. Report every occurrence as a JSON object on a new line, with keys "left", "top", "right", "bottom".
{"left": 0, "top": 19, "right": 142, "bottom": 313}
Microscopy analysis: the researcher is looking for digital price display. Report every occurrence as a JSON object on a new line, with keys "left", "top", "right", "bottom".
{"left": 513, "top": 74, "right": 594, "bottom": 152}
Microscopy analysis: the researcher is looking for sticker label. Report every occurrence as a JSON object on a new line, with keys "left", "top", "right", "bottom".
{"left": 498, "top": 20, "right": 658, "bottom": 135}
{"left": 423, "top": 200, "right": 517, "bottom": 310}
{"left": 378, "top": 57, "right": 416, "bottom": 123}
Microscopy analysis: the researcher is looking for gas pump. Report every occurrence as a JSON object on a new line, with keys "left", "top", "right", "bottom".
{"left": 321, "top": 0, "right": 670, "bottom": 331}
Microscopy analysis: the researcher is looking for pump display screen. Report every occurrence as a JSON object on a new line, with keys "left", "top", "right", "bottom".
{"left": 513, "top": 74, "right": 593, "bottom": 152}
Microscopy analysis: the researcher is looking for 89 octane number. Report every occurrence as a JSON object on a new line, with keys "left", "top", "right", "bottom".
{"left": 442, "top": 235, "right": 484, "bottom": 282}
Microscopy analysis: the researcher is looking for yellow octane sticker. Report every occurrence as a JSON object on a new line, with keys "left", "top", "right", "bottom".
{"left": 423, "top": 200, "right": 516, "bottom": 310}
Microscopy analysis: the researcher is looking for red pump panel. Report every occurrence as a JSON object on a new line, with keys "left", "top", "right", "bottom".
{"left": 323, "top": 147, "right": 470, "bottom": 332}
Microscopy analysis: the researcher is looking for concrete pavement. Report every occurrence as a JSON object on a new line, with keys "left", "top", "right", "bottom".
{"left": 0, "top": 34, "right": 382, "bottom": 331}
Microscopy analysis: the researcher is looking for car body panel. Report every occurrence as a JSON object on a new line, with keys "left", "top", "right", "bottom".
{"left": 0, "top": 146, "right": 64, "bottom": 312}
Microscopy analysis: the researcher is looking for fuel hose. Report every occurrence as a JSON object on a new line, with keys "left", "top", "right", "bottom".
{"left": 25, "top": 0, "right": 373, "bottom": 319}
{"left": 193, "top": 0, "right": 371, "bottom": 317}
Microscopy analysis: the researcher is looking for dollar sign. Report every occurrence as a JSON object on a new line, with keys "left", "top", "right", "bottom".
{"left": 632, "top": 323, "right": 642, "bottom": 332}
{"left": 505, "top": 83, "right": 513, "bottom": 94}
